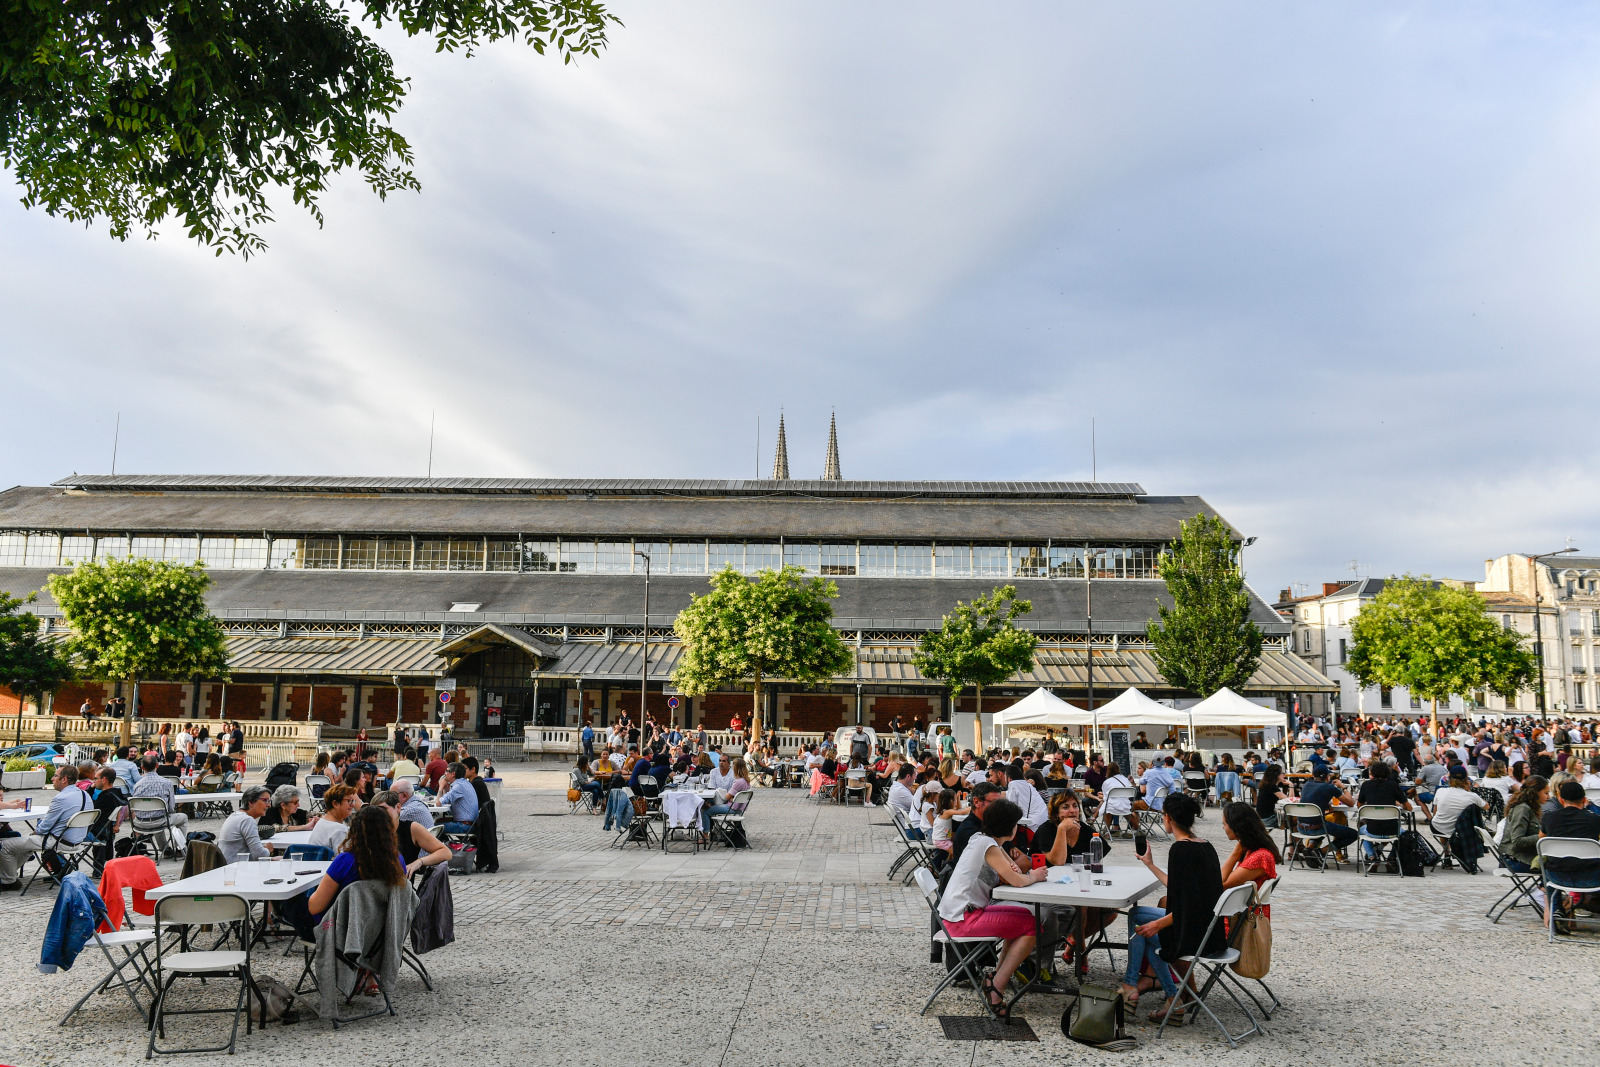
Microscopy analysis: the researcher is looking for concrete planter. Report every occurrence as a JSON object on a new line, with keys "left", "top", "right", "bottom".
{"left": 0, "top": 768, "right": 48, "bottom": 790}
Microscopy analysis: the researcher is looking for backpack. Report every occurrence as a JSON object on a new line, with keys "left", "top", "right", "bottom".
{"left": 1397, "top": 830, "right": 1431, "bottom": 877}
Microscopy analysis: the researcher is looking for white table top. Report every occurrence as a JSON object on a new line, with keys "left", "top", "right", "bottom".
{"left": 266, "top": 830, "right": 314, "bottom": 849}
{"left": 0, "top": 808, "right": 43, "bottom": 824}
{"left": 665, "top": 788, "right": 718, "bottom": 800}
{"left": 993, "top": 863, "right": 1161, "bottom": 910}
{"left": 173, "top": 792, "right": 243, "bottom": 805}
{"left": 147, "top": 861, "right": 330, "bottom": 901}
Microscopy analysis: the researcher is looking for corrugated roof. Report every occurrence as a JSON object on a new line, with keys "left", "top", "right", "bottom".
{"left": 51, "top": 475, "right": 1145, "bottom": 499}
{"left": 538, "top": 641, "right": 684, "bottom": 680}
{"left": 225, "top": 635, "right": 445, "bottom": 677}
{"left": 437, "top": 623, "right": 562, "bottom": 661}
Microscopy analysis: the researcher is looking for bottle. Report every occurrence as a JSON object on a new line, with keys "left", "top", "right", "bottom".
{"left": 1089, "top": 832, "right": 1103, "bottom": 868}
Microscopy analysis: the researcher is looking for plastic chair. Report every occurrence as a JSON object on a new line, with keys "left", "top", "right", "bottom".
{"left": 1354, "top": 804, "right": 1402, "bottom": 876}
{"left": 281, "top": 844, "right": 334, "bottom": 863}
{"left": 568, "top": 771, "right": 601, "bottom": 815}
{"left": 1477, "top": 826, "right": 1543, "bottom": 924}
{"left": 1537, "top": 837, "right": 1600, "bottom": 944}
{"left": 22, "top": 809, "right": 100, "bottom": 896}
{"left": 844, "top": 769, "right": 870, "bottom": 806}
{"left": 710, "top": 789, "right": 754, "bottom": 850}
{"left": 912, "top": 869, "right": 1003, "bottom": 1020}
{"left": 147, "top": 894, "right": 255, "bottom": 1057}
{"left": 1282, "top": 803, "right": 1334, "bottom": 871}
{"left": 1156, "top": 882, "right": 1264, "bottom": 1048}
{"left": 59, "top": 869, "right": 162, "bottom": 1026}
{"left": 660, "top": 792, "right": 703, "bottom": 854}
{"left": 886, "top": 807, "right": 934, "bottom": 884}
{"left": 1101, "top": 786, "right": 1139, "bottom": 837}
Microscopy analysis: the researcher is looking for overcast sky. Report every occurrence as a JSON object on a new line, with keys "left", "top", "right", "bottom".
{"left": 2, "top": 2, "right": 1597, "bottom": 598}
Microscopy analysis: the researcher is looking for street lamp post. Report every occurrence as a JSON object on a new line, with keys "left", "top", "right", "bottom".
{"left": 1525, "top": 547, "right": 1579, "bottom": 724}
{"left": 635, "top": 549, "right": 651, "bottom": 742}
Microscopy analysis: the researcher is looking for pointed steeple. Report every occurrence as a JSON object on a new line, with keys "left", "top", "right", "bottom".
{"left": 822, "top": 411, "right": 842, "bottom": 481}
{"left": 770, "top": 413, "right": 790, "bottom": 480}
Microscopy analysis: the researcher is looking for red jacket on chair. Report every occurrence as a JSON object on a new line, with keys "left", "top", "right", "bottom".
{"left": 97, "top": 856, "right": 163, "bottom": 932}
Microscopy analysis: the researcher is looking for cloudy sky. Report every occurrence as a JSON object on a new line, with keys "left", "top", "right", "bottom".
{"left": 2, "top": 2, "right": 1597, "bottom": 598}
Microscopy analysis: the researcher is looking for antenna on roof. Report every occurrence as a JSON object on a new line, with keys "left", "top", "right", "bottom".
{"left": 427, "top": 410, "right": 436, "bottom": 480}
{"left": 110, "top": 412, "right": 120, "bottom": 476}
{"left": 755, "top": 413, "right": 760, "bottom": 479}
{"left": 1091, "top": 417, "right": 1096, "bottom": 482}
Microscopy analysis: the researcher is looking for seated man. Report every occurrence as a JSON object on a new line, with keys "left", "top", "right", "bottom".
{"left": 393, "top": 778, "right": 434, "bottom": 830}
{"left": 1298, "top": 768, "right": 1360, "bottom": 865}
{"left": 887, "top": 765, "right": 921, "bottom": 835}
{"left": 388, "top": 747, "right": 423, "bottom": 782}
{"left": 217, "top": 786, "right": 274, "bottom": 863}
{"left": 1135, "top": 761, "right": 1169, "bottom": 812}
{"left": 1429, "top": 765, "right": 1488, "bottom": 840}
{"left": 1354, "top": 760, "right": 1412, "bottom": 864}
{"left": 0, "top": 765, "right": 93, "bottom": 890}
{"left": 130, "top": 754, "right": 189, "bottom": 853}
{"left": 1541, "top": 779, "right": 1600, "bottom": 902}
{"left": 436, "top": 763, "right": 479, "bottom": 835}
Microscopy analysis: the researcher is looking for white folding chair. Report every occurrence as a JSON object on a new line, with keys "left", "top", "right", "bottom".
{"left": 710, "top": 790, "right": 754, "bottom": 850}
{"left": 568, "top": 771, "right": 601, "bottom": 815}
{"left": 1537, "top": 837, "right": 1600, "bottom": 945}
{"left": 661, "top": 792, "right": 703, "bottom": 854}
{"left": 1478, "top": 826, "right": 1544, "bottom": 924}
{"left": 886, "top": 808, "right": 934, "bottom": 884}
{"left": 1157, "top": 882, "right": 1265, "bottom": 1048}
{"left": 1233, "top": 877, "right": 1281, "bottom": 1019}
{"left": 1101, "top": 786, "right": 1139, "bottom": 837}
{"left": 1354, "top": 804, "right": 1402, "bottom": 876}
{"left": 1282, "top": 802, "right": 1335, "bottom": 872}
{"left": 843, "top": 768, "right": 870, "bottom": 806}
{"left": 1183, "top": 771, "right": 1211, "bottom": 806}
{"left": 304, "top": 774, "right": 332, "bottom": 815}
{"left": 1586, "top": 786, "right": 1600, "bottom": 808}
{"left": 1137, "top": 787, "right": 1171, "bottom": 839}
{"left": 147, "top": 894, "right": 255, "bottom": 1057}
{"left": 912, "top": 869, "right": 1002, "bottom": 1020}
{"left": 58, "top": 876, "right": 162, "bottom": 1026}
{"left": 22, "top": 809, "right": 100, "bottom": 896}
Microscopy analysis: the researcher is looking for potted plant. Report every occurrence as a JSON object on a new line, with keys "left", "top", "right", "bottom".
{"left": 1, "top": 757, "right": 48, "bottom": 790}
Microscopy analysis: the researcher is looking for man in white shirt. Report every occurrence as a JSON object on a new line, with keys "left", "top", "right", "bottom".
{"left": 965, "top": 758, "right": 990, "bottom": 789}
{"left": 1430, "top": 767, "right": 1488, "bottom": 837}
{"left": 886, "top": 765, "right": 921, "bottom": 835}
{"left": 989, "top": 764, "right": 1047, "bottom": 831}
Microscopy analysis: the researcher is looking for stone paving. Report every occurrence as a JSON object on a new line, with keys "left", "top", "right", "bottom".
{"left": 1, "top": 766, "right": 1596, "bottom": 1067}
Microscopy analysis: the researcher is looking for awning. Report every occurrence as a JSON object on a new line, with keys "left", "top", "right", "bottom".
{"left": 534, "top": 641, "right": 684, "bottom": 681}
{"left": 226, "top": 635, "right": 446, "bottom": 678}
{"left": 1188, "top": 687, "right": 1288, "bottom": 727}
{"left": 994, "top": 688, "right": 1096, "bottom": 726}
{"left": 852, "top": 647, "right": 1335, "bottom": 694}
{"left": 436, "top": 623, "right": 561, "bottom": 662}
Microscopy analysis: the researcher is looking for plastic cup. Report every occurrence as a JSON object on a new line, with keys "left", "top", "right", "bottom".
{"left": 222, "top": 864, "right": 237, "bottom": 887}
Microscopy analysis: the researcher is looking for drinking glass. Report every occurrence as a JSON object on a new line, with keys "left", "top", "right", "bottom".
{"left": 222, "top": 864, "right": 237, "bottom": 887}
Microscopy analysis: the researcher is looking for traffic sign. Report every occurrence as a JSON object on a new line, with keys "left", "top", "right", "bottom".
{"left": 667, "top": 696, "right": 680, "bottom": 710}
{"left": 439, "top": 691, "right": 452, "bottom": 704}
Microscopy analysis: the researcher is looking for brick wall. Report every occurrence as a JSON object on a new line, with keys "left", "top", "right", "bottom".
{"left": 784, "top": 694, "right": 848, "bottom": 732}
{"left": 615, "top": 691, "right": 676, "bottom": 722}
{"left": 366, "top": 687, "right": 406, "bottom": 728}
{"left": 695, "top": 693, "right": 751, "bottom": 729}
{"left": 956, "top": 695, "right": 1018, "bottom": 717}
{"left": 215, "top": 685, "right": 266, "bottom": 720}
{"left": 398, "top": 688, "right": 434, "bottom": 724}
{"left": 868, "top": 696, "right": 937, "bottom": 730}
{"left": 138, "top": 684, "right": 189, "bottom": 718}
{"left": 0, "top": 686, "right": 20, "bottom": 715}
{"left": 56, "top": 683, "right": 108, "bottom": 714}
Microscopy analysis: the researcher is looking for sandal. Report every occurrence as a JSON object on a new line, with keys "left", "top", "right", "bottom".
{"left": 1117, "top": 983, "right": 1141, "bottom": 1009}
{"left": 980, "top": 977, "right": 1010, "bottom": 1020}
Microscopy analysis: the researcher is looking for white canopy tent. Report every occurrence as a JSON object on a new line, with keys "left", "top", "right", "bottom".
{"left": 1092, "top": 687, "right": 1192, "bottom": 727}
{"left": 1187, "top": 687, "right": 1288, "bottom": 727}
{"left": 994, "top": 687, "right": 1095, "bottom": 727}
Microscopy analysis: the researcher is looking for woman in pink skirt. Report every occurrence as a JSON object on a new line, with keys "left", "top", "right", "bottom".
{"left": 936, "top": 798, "right": 1048, "bottom": 1017}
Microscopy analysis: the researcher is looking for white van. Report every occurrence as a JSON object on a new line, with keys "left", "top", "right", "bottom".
{"left": 832, "top": 725, "right": 878, "bottom": 758}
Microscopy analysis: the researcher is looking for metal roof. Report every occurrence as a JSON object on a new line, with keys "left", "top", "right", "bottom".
{"left": 51, "top": 474, "right": 1145, "bottom": 500}
{"left": 437, "top": 624, "right": 562, "bottom": 662}
{"left": 225, "top": 635, "right": 446, "bottom": 677}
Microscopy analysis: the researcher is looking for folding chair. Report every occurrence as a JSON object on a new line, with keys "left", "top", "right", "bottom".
{"left": 1355, "top": 805, "right": 1402, "bottom": 876}
{"left": 843, "top": 769, "right": 871, "bottom": 806}
{"left": 126, "top": 797, "right": 183, "bottom": 861}
{"left": 1101, "top": 786, "right": 1139, "bottom": 838}
{"left": 304, "top": 774, "right": 332, "bottom": 816}
{"left": 1537, "top": 837, "right": 1600, "bottom": 945}
{"left": 1183, "top": 771, "right": 1211, "bottom": 807}
{"left": 58, "top": 878, "right": 161, "bottom": 1026}
{"left": 886, "top": 808, "right": 935, "bottom": 884}
{"left": 568, "top": 771, "right": 601, "bottom": 815}
{"left": 392, "top": 775, "right": 422, "bottom": 792}
{"left": 710, "top": 790, "right": 753, "bottom": 850}
{"left": 1232, "top": 877, "right": 1281, "bottom": 1019}
{"left": 22, "top": 809, "right": 100, "bottom": 897}
{"left": 611, "top": 788, "right": 656, "bottom": 849}
{"left": 1136, "top": 788, "right": 1171, "bottom": 840}
{"left": 146, "top": 894, "right": 255, "bottom": 1058}
{"left": 1478, "top": 826, "right": 1543, "bottom": 924}
{"left": 1586, "top": 786, "right": 1600, "bottom": 809}
{"left": 1282, "top": 803, "right": 1335, "bottom": 872}
{"left": 1156, "top": 882, "right": 1264, "bottom": 1048}
{"left": 912, "top": 869, "right": 1002, "bottom": 1020}
{"left": 661, "top": 792, "right": 703, "bottom": 854}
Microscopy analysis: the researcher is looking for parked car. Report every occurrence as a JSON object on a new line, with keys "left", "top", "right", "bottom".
{"left": 0, "top": 742, "right": 67, "bottom": 765}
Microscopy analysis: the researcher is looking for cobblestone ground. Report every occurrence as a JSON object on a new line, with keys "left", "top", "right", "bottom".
{"left": 2, "top": 766, "right": 1595, "bottom": 1067}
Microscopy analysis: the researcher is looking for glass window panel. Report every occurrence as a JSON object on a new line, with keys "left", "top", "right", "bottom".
{"left": 0, "top": 533, "right": 24, "bottom": 566}
{"left": 1013, "top": 544, "right": 1046, "bottom": 578}
{"left": 162, "top": 537, "right": 198, "bottom": 563}
{"left": 96, "top": 536, "right": 129, "bottom": 560}
{"left": 743, "top": 543, "right": 781, "bottom": 573}
{"left": 897, "top": 544, "right": 932, "bottom": 577}
{"left": 233, "top": 538, "right": 268, "bottom": 569}
{"left": 374, "top": 539, "right": 409, "bottom": 571}
{"left": 1122, "top": 545, "right": 1159, "bottom": 578}
{"left": 973, "top": 545, "right": 1009, "bottom": 578}
{"left": 522, "top": 541, "right": 559, "bottom": 572}
{"left": 487, "top": 541, "right": 520, "bottom": 572}
{"left": 1049, "top": 544, "right": 1084, "bottom": 578}
{"left": 415, "top": 540, "right": 449, "bottom": 570}
{"left": 669, "top": 541, "right": 706, "bottom": 575}
{"left": 23, "top": 533, "right": 60, "bottom": 567}
{"left": 859, "top": 544, "right": 895, "bottom": 577}
{"left": 61, "top": 536, "right": 95, "bottom": 565}
{"left": 130, "top": 536, "right": 165, "bottom": 560}
{"left": 199, "top": 538, "right": 234, "bottom": 568}
{"left": 562, "top": 540, "right": 596, "bottom": 573}
{"left": 783, "top": 542, "right": 819, "bottom": 574}
{"left": 301, "top": 538, "right": 340, "bottom": 569}
{"left": 595, "top": 541, "right": 633, "bottom": 574}
{"left": 708, "top": 542, "right": 743, "bottom": 573}
{"left": 819, "top": 543, "right": 856, "bottom": 576}
{"left": 447, "top": 540, "right": 483, "bottom": 571}
{"left": 632, "top": 543, "right": 668, "bottom": 574}
{"left": 934, "top": 543, "right": 971, "bottom": 577}
{"left": 270, "top": 538, "right": 301, "bottom": 569}
{"left": 1087, "top": 546, "right": 1114, "bottom": 578}
{"left": 343, "top": 539, "right": 377, "bottom": 570}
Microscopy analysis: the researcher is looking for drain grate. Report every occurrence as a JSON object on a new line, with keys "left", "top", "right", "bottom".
{"left": 937, "top": 1016, "right": 1038, "bottom": 1041}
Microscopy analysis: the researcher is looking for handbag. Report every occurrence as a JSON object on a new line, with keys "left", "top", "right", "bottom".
{"left": 1231, "top": 908, "right": 1272, "bottom": 980}
{"left": 567, "top": 788, "right": 581, "bottom": 803}
{"left": 1060, "top": 983, "right": 1135, "bottom": 1050}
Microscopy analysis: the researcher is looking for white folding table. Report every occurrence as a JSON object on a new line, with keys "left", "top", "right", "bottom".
{"left": 265, "top": 830, "right": 314, "bottom": 851}
{"left": 992, "top": 862, "right": 1162, "bottom": 1000}
{"left": 0, "top": 808, "right": 44, "bottom": 826}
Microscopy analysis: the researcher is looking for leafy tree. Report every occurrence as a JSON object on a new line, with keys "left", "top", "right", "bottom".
{"left": 1, "top": 0, "right": 617, "bottom": 255}
{"left": 0, "top": 591, "right": 74, "bottom": 745}
{"left": 913, "top": 585, "right": 1038, "bottom": 754}
{"left": 47, "top": 558, "right": 229, "bottom": 746}
{"left": 1146, "top": 513, "right": 1263, "bottom": 698}
{"left": 1346, "top": 575, "right": 1535, "bottom": 735}
{"left": 672, "top": 566, "right": 854, "bottom": 739}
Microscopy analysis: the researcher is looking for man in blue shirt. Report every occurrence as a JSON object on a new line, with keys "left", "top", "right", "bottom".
{"left": 110, "top": 746, "right": 141, "bottom": 795}
{"left": 1298, "top": 768, "right": 1359, "bottom": 866}
{"left": 0, "top": 765, "right": 93, "bottom": 889}
{"left": 436, "top": 763, "right": 478, "bottom": 834}
{"left": 580, "top": 721, "right": 595, "bottom": 760}
{"left": 1137, "top": 762, "right": 1171, "bottom": 811}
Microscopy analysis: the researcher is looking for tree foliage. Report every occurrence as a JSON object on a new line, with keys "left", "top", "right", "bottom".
{"left": 47, "top": 558, "right": 229, "bottom": 742}
{"left": 0, "top": 590, "right": 74, "bottom": 716}
{"left": 671, "top": 565, "right": 855, "bottom": 737}
{"left": 1146, "top": 513, "right": 1263, "bottom": 697}
{"left": 0, "top": 0, "right": 618, "bottom": 254}
{"left": 1346, "top": 575, "right": 1534, "bottom": 723}
{"left": 913, "top": 585, "right": 1038, "bottom": 752}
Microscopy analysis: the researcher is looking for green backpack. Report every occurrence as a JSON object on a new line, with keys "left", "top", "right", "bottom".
{"left": 1061, "top": 983, "right": 1136, "bottom": 1051}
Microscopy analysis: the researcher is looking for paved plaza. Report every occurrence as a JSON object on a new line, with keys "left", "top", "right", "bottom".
{"left": 3, "top": 768, "right": 1596, "bottom": 1067}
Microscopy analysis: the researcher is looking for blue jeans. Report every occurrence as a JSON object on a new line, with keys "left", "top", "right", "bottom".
{"left": 701, "top": 803, "right": 730, "bottom": 832}
{"left": 440, "top": 821, "right": 473, "bottom": 836}
{"left": 1124, "top": 906, "right": 1178, "bottom": 998}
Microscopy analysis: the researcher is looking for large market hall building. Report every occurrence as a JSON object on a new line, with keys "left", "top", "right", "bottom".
{"left": 0, "top": 473, "right": 1335, "bottom": 741}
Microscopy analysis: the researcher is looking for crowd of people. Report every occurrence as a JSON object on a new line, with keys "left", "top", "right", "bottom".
{"left": 574, "top": 722, "right": 752, "bottom": 842}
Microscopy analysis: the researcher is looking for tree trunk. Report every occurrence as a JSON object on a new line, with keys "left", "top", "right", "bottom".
{"left": 1430, "top": 697, "right": 1439, "bottom": 743}
{"left": 752, "top": 671, "right": 763, "bottom": 741}
{"left": 973, "top": 683, "right": 984, "bottom": 754}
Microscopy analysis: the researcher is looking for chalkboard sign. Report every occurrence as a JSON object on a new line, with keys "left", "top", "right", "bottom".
{"left": 1109, "top": 729, "right": 1131, "bottom": 776}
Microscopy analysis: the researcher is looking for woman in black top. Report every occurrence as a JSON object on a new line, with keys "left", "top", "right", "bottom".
{"left": 1125, "top": 793, "right": 1224, "bottom": 1022}
{"left": 1254, "top": 765, "right": 1290, "bottom": 828}
{"left": 373, "top": 790, "right": 450, "bottom": 873}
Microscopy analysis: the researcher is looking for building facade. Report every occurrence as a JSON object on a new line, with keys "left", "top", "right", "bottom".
{"left": 0, "top": 474, "right": 1334, "bottom": 739}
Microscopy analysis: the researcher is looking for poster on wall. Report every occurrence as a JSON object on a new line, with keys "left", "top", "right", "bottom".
{"left": 487, "top": 708, "right": 502, "bottom": 725}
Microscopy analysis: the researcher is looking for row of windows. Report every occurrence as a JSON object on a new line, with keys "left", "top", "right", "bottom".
{"left": 0, "top": 532, "right": 1165, "bottom": 579}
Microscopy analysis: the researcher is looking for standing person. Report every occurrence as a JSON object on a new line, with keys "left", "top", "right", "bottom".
{"left": 890, "top": 715, "right": 904, "bottom": 754}
{"left": 156, "top": 722, "right": 171, "bottom": 758}
{"left": 355, "top": 726, "right": 370, "bottom": 762}
{"left": 228, "top": 721, "right": 244, "bottom": 758}
{"left": 580, "top": 718, "right": 596, "bottom": 760}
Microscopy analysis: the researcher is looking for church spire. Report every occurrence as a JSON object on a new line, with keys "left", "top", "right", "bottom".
{"left": 770, "top": 413, "right": 790, "bottom": 480}
{"left": 822, "top": 410, "right": 842, "bottom": 480}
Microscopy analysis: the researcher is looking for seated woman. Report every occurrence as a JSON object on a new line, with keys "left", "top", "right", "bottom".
{"left": 1099, "top": 762, "right": 1135, "bottom": 836}
{"left": 259, "top": 785, "right": 316, "bottom": 834}
{"left": 1481, "top": 760, "right": 1514, "bottom": 800}
{"left": 1501, "top": 775, "right": 1547, "bottom": 874}
{"left": 1120, "top": 793, "right": 1225, "bottom": 1021}
{"left": 372, "top": 790, "right": 451, "bottom": 875}
{"left": 573, "top": 757, "right": 605, "bottom": 809}
{"left": 929, "top": 789, "right": 967, "bottom": 866}
{"left": 282, "top": 803, "right": 408, "bottom": 948}
{"left": 936, "top": 798, "right": 1048, "bottom": 1018}
{"left": 1221, "top": 802, "right": 1279, "bottom": 910}
{"left": 1253, "top": 764, "right": 1291, "bottom": 829}
{"left": 1030, "top": 789, "right": 1112, "bottom": 968}
{"left": 1213, "top": 753, "right": 1242, "bottom": 804}
{"left": 701, "top": 759, "right": 753, "bottom": 837}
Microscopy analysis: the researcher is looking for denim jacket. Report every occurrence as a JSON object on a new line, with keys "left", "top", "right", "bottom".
{"left": 39, "top": 872, "right": 106, "bottom": 973}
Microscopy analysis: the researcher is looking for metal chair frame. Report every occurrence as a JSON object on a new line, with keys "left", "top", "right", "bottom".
{"left": 568, "top": 771, "right": 601, "bottom": 815}
{"left": 1101, "top": 786, "right": 1139, "bottom": 838}
{"left": 1538, "top": 837, "right": 1600, "bottom": 945}
{"left": 22, "top": 808, "right": 100, "bottom": 896}
{"left": 709, "top": 789, "right": 754, "bottom": 850}
{"left": 1282, "top": 802, "right": 1338, "bottom": 872}
{"left": 912, "top": 869, "right": 1002, "bottom": 1020}
{"left": 1156, "top": 882, "right": 1264, "bottom": 1048}
{"left": 1477, "top": 825, "right": 1544, "bottom": 924}
{"left": 146, "top": 893, "right": 256, "bottom": 1058}
{"left": 1354, "top": 804, "right": 1402, "bottom": 876}
{"left": 886, "top": 807, "right": 935, "bottom": 884}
